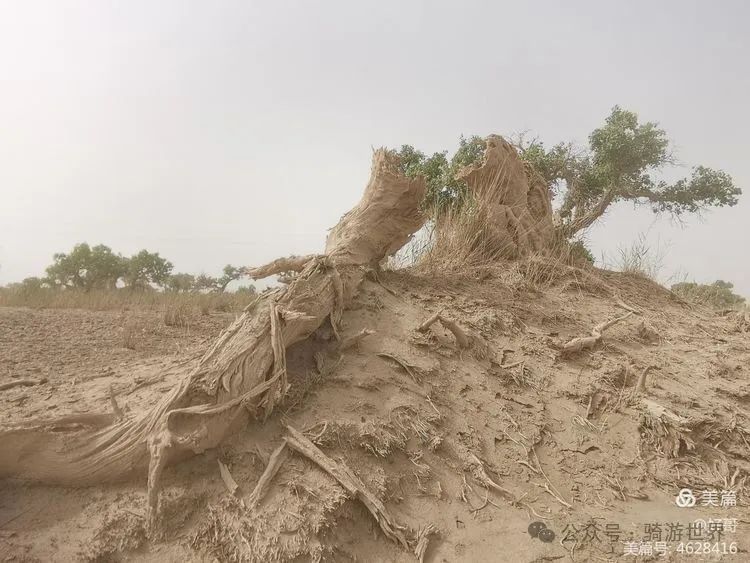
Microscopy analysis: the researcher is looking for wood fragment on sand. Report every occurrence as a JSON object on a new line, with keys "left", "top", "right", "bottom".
{"left": 561, "top": 311, "right": 634, "bottom": 355}
{"left": 247, "top": 441, "right": 288, "bottom": 508}
{"left": 0, "top": 378, "right": 47, "bottom": 391}
{"left": 217, "top": 460, "right": 239, "bottom": 496}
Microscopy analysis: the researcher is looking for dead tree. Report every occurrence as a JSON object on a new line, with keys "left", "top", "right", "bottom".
{"left": 0, "top": 149, "right": 426, "bottom": 528}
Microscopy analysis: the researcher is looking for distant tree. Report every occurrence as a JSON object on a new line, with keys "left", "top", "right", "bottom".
{"left": 166, "top": 273, "right": 195, "bottom": 293}
{"left": 215, "top": 265, "right": 242, "bottom": 293}
{"left": 235, "top": 285, "right": 257, "bottom": 295}
{"left": 193, "top": 273, "right": 219, "bottom": 293}
{"left": 517, "top": 106, "right": 741, "bottom": 238}
{"left": 20, "top": 277, "right": 45, "bottom": 292}
{"left": 671, "top": 280, "right": 746, "bottom": 309}
{"left": 124, "top": 250, "right": 173, "bottom": 290}
{"left": 44, "top": 243, "right": 127, "bottom": 290}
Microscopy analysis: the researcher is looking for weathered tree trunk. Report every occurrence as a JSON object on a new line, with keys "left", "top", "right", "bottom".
{"left": 0, "top": 149, "right": 426, "bottom": 524}
{"left": 458, "top": 136, "right": 554, "bottom": 257}
{"left": 427, "top": 135, "right": 555, "bottom": 267}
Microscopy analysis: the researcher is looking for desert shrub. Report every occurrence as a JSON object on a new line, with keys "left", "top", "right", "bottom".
{"left": 568, "top": 240, "right": 594, "bottom": 265}
{"left": 671, "top": 280, "right": 746, "bottom": 309}
{"left": 163, "top": 301, "right": 190, "bottom": 328}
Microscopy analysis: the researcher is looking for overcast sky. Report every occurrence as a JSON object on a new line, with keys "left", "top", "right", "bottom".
{"left": 1, "top": 1, "right": 748, "bottom": 295}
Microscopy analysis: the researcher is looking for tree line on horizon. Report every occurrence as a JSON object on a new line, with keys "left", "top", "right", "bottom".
{"left": 7, "top": 242, "right": 253, "bottom": 295}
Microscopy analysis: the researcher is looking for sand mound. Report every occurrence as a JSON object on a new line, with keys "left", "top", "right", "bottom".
{"left": 1, "top": 141, "right": 748, "bottom": 561}
{"left": 1, "top": 262, "right": 749, "bottom": 561}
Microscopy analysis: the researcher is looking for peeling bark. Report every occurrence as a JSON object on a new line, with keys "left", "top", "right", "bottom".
{"left": 0, "top": 149, "right": 426, "bottom": 529}
{"left": 455, "top": 135, "right": 555, "bottom": 259}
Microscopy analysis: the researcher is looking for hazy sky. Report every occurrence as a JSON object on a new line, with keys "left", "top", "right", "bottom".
{"left": 1, "top": 1, "right": 748, "bottom": 295}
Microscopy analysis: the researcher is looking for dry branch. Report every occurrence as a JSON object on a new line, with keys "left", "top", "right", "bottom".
{"left": 247, "top": 441, "right": 288, "bottom": 508}
{"left": 467, "top": 453, "right": 517, "bottom": 504}
{"left": 438, "top": 317, "right": 470, "bottom": 349}
{"left": 634, "top": 365, "right": 656, "bottom": 395}
{"left": 284, "top": 424, "right": 412, "bottom": 550}
{"left": 217, "top": 460, "right": 239, "bottom": 496}
{"left": 562, "top": 311, "right": 634, "bottom": 355}
{"left": 416, "top": 311, "right": 443, "bottom": 333}
{"left": 340, "top": 328, "right": 375, "bottom": 351}
{"left": 242, "top": 255, "right": 316, "bottom": 280}
{"left": 414, "top": 524, "right": 439, "bottom": 563}
{"left": 377, "top": 353, "right": 420, "bottom": 383}
{"left": 416, "top": 312, "right": 471, "bottom": 349}
{"left": 615, "top": 296, "right": 642, "bottom": 315}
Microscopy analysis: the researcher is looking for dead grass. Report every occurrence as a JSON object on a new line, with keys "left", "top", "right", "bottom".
{"left": 602, "top": 232, "right": 668, "bottom": 281}
{"left": 121, "top": 321, "right": 140, "bottom": 350}
{"left": 0, "top": 287, "right": 249, "bottom": 315}
{"left": 163, "top": 301, "right": 190, "bottom": 328}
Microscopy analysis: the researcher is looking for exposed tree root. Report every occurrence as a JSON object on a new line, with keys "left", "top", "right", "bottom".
{"left": 615, "top": 296, "right": 642, "bottom": 316}
{"left": 340, "top": 328, "right": 375, "bottom": 351}
{"left": 414, "top": 524, "right": 439, "bottom": 563}
{"left": 377, "top": 353, "right": 420, "bottom": 383}
{"left": 466, "top": 453, "right": 517, "bottom": 504}
{"left": 217, "top": 460, "right": 239, "bottom": 496}
{"left": 561, "top": 311, "right": 634, "bottom": 355}
{"left": 0, "top": 378, "right": 47, "bottom": 391}
{"left": 284, "top": 424, "right": 417, "bottom": 553}
{"left": 0, "top": 149, "right": 427, "bottom": 536}
{"left": 634, "top": 365, "right": 656, "bottom": 395}
{"left": 416, "top": 312, "right": 471, "bottom": 349}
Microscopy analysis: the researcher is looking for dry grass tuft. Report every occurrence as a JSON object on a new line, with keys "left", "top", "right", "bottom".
{"left": 163, "top": 301, "right": 190, "bottom": 328}
{"left": 121, "top": 321, "right": 141, "bottom": 350}
{"left": 602, "top": 232, "right": 668, "bottom": 281}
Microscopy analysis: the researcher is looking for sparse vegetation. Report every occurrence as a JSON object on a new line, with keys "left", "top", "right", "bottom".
{"left": 1, "top": 243, "right": 256, "bottom": 312}
{"left": 0, "top": 286, "right": 251, "bottom": 313}
{"left": 516, "top": 106, "right": 740, "bottom": 237}
{"left": 671, "top": 279, "right": 746, "bottom": 309}
{"left": 603, "top": 232, "right": 668, "bottom": 280}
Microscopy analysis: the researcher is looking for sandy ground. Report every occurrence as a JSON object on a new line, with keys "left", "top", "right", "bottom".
{"left": 1, "top": 268, "right": 749, "bottom": 562}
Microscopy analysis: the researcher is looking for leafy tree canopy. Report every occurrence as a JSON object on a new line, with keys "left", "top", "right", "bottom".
{"left": 124, "top": 250, "right": 173, "bottom": 290}
{"left": 393, "top": 135, "right": 485, "bottom": 211}
{"left": 45, "top": 243, "right": 127, "bottom": 290}
{"left": 166, "top": 273, "right": 196, "bottom": 293}
{"left": 392, "top": 107, "right": 740, "bottom": 239}
{"left": 517, "top": 106, "right": 740, "bottom": 236}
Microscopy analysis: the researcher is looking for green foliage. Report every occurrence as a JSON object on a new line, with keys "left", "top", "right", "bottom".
{"left": 568, "top": 240, "right": 595, "bottom": 264}
{"left": 671, "top": 280, "right": 746, "bottom": 309}
{"left": 216, "top": 265, "right": 242, "bottom": 293}
{"left": 193, "top": 273, "right": 219, "bottom": 293}
{"left": 166, "top": 273, "right": 196, "bottom": 293}
{"left": 392, "top": 135, "right": 485, "bottom": 212}
{"left": 10, "top": 243, "right": 252, "bottom": 296}
{"left": 45, "top": 243, "right": 127, "bottom": 290}
{"left": 190, "top": 265, "right": 242, "bottom": 293}
{"left": 516, "top": 106, "right": 740, "bottom": 236}
{"left": 124, "top": 250, "right": 173, "bottom": 290}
